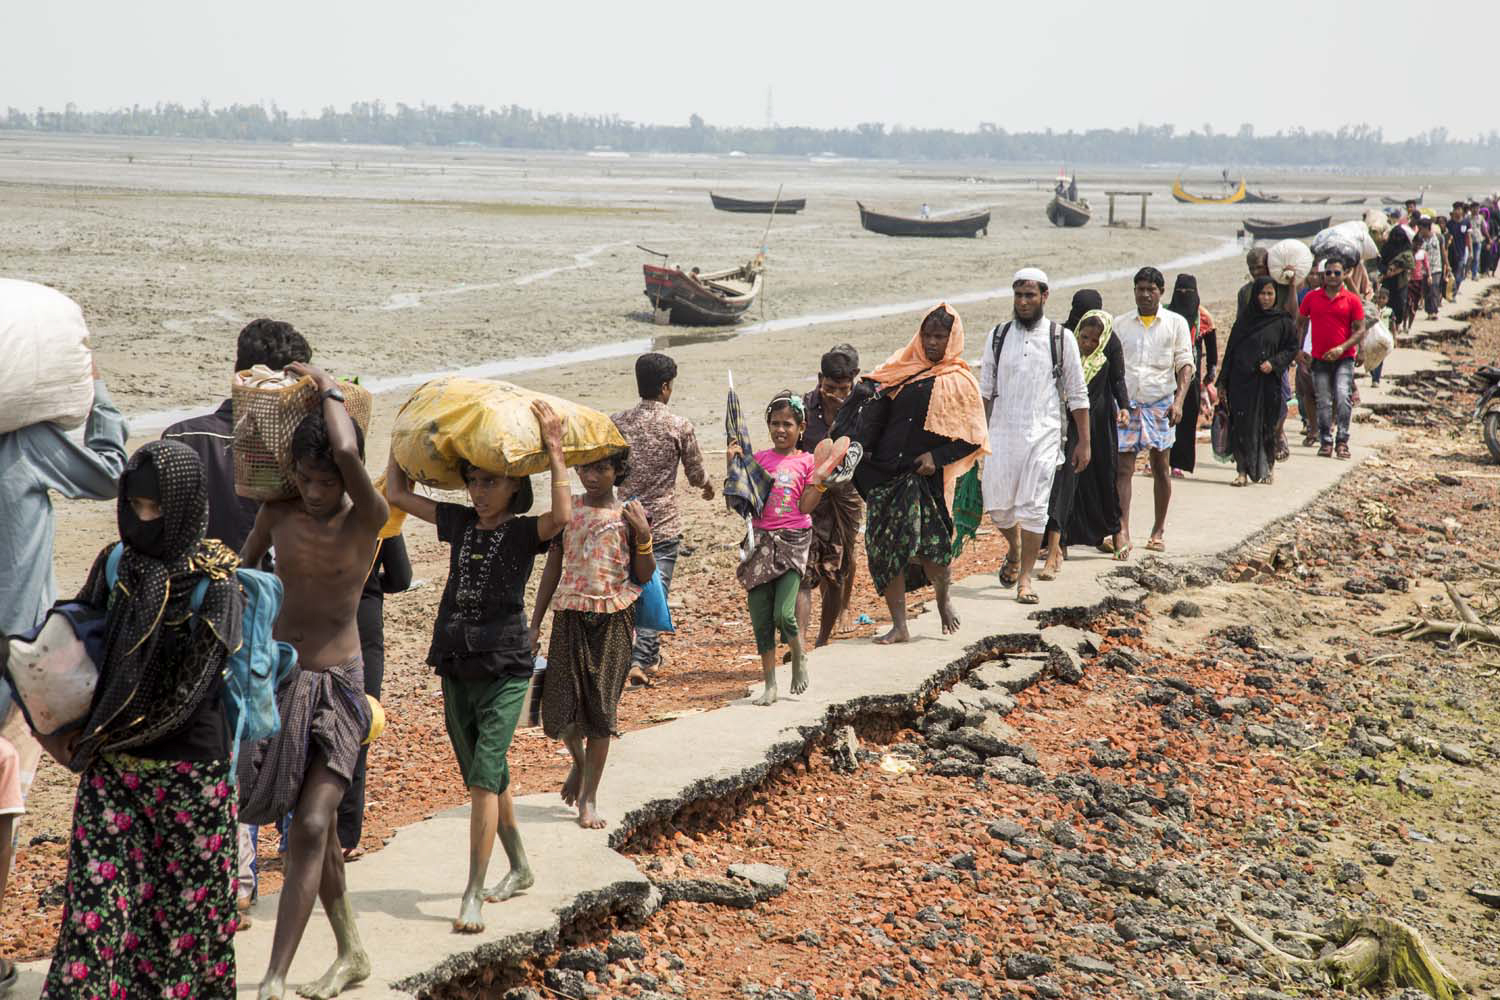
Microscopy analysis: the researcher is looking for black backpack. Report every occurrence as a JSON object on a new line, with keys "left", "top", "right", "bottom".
{"left": 986, "top": 319, "right": 1071, "bottom": 451}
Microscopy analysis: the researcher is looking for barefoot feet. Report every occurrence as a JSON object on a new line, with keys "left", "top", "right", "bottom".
{"left": 453, "top": 891, "right": 485, "bottom": 934}
{"left": 258, "top": 977, "right": 286, "bottom": 1000}
{"left": 937, "top": 596, "right": 960, "bottom": 635}
{"left": 484, "top": 865, "right": 535, "bottom": 903}
{"left": 297, "top": 949, "right": 371, "bottom": 999}
{"left": 789, "top": 646, "right": 808, "bottom": 696}
{"left": 872, "top": 626, "right": 909, "bottom": 645}
{"left": 752, "top": 682, "right": 778, "bottom": 706}
{"left": 560, "top": 765, "right": 580, "bottom": 807}
{"left": 577, "top": 798, "right": 607, "bottom": 830}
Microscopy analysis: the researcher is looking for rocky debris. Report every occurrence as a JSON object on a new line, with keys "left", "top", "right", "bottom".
{"left": 830, "top": 725, "right": 860, "bottom": 773}
{"left": 727, "top": 863, "right": 789, "bottom": 901}
{"left": 502, "top": 990, "right": 543, "bottom": 1000}
{"left": 606, "top": 932, "right": 647, "bottom": 962}
{"left": 1369, "top": 844, "right": 1398, "bottom": 866}
{"left": 542, "top": 968, "right": 589, "bottom": 999}
{"left": 1335, "top": 861, "right": 1366, "bottom": 885}
{"left": 1440, "top": 742, "right": 1475, "bottom": 766}
{"left": 930, "top": 717, "right": 1026, "bottom": 759}
{"left": 557, "top": 946, "right": 608, "bottom": 974}
{"left": 1395, "top": 768, "right": 1434, "bottom": 799}
{"left": 985, "top": 756, "right": 1047, "bottom": 787}
{"left": 655, "top": 877, "right": 759, "bottom": 908}
{"left": 1064, "top": 955, "right": 1116, "bottom": 976}
{"left": 1170, "top": 600, "right": 1202, "bottom": 619}
{"left": 1003, "top": 952, "right": 1054, "bottom": 979}
{"left": 926, "top": 684, "right": 1017, "bottom": 727}
{"left": 972, "top": 656, "right": 1047, "bottom": 694}
{"left": 1469, "top": 885, "right": 1500, "bottom": 909}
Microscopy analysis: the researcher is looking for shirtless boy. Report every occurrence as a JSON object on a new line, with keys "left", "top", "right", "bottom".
{"left": 240, "top": 363, "right": 388, "bottom": 1000}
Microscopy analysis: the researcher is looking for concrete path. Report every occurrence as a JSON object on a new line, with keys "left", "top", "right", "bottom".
{"left": 13, "top": 277, "right": 1495, "bottom": 998}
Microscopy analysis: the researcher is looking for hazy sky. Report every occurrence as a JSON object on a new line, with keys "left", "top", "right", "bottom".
{"left": 4, "top": 0, "right": 1493, "bottom": 139}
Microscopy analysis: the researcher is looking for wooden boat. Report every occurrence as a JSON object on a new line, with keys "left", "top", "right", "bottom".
{"left": 1046, "top": 195, "right": 1091, "bottom": 227}
{"left": 642, "top": 259, "right": 763, "bottom": 326}
{"left": 1242, "top": 216, "right": 1332, "bottom": 240}
{"left": 1244, "top": 190, "right": 1332, "bottom": 205}
{"left": 1171, "top": 177, "right": 1247, "bottom": 205}
{"left": 856, "top": 201, "right": 989, "bottom": 237}
{"left": 1337, "top": 197, "right": 1368, "bottom": 205}
{"left": 1382, "top": 192, "right": 1424, "bottom": 206}
{"left": 709, "top": 192, "right": 807, "bottom": 214}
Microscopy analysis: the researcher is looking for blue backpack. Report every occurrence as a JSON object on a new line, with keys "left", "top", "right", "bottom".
{"left": 106, "top": 544, "right": 298, "bottom": 768}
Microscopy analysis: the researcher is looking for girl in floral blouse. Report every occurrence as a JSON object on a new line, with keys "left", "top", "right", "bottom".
{"left": 531, "top": 448, "right": 654, "bottom": 830}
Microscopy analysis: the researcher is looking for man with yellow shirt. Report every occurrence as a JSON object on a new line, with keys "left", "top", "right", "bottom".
{"left": 1113, "top": 267, "right": 1193, "bottom": 555}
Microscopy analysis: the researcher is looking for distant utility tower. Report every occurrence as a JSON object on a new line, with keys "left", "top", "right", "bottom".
{"left": 765, "top": 87, "right": 773, "bottom": 129}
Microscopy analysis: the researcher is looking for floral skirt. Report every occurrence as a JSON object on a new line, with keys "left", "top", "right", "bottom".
{"left": 864, "top": 473, "right": 954, "bottom": 595}
{"left": 43, "top": 754, "right": 238, "bottom": 1000}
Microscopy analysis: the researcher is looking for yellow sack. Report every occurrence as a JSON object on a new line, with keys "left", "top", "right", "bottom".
{"left": 381, "top": 377, "right": 627, "bottom": 537}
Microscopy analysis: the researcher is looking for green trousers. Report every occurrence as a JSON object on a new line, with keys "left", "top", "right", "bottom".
{"left": 747, "top": 571, "right": 801, "bottom": 654}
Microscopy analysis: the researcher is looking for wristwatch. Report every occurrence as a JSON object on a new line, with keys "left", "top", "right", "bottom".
{"left": 320, "top": 386, "right": 346, "bottom": 404}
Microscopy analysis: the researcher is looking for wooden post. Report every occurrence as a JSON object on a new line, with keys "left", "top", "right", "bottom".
{"left": 1108, "top": 193, "right": 1117, "bottom": 226}
{"left": 1139, "top": 194, "right": 1148, "bottom": 229}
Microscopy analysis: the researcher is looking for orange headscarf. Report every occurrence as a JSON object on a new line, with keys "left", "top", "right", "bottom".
{"left": 868, "top": 303, "right": 990, "bottom": 504}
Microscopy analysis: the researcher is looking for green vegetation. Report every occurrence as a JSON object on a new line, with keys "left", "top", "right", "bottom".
{"left": 6, "top": 101, "right": 1500, "bottom": 169}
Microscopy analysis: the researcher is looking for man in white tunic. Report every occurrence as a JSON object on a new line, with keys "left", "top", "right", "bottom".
{"left": 979, "top": 268, "right": 1091, "bottom": 604}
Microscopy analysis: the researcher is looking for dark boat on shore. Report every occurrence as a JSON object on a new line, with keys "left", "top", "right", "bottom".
{"left": 1046, "top": 194, "right": 1091, "bottom": 227}
{"left": 1244, "top": 190, "right": 1333, "bottom": 205}
{"left": 710, "top": 192, "right": 807, "bottom": 214}
{"left": 857, "top": 201, "right": 990, "bottom": 237}
{"left": 1242, "top": 216, "right": 1332, "bottom": 240}
{"left": 642, "top": 259, "right": 763, "bottom": 325}
{"left": 1382, "top": 192, "right": 1425, "bottom": 206}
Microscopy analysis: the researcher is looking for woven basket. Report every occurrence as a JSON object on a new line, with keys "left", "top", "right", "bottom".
{"left": 232, "top": 374, "right": 373, "bottom": 501}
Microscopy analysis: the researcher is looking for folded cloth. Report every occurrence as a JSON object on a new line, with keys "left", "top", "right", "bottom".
{"left": 236, "top": 655, "right": 369, "bottom": 825}
{"left": 724, "top": 382, "right": 774, "bottom": 520}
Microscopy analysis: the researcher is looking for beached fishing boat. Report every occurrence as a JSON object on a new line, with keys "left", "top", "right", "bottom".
{"left": 1382, "top": 192, "right": 1425, "bottom": 206}
{"left": 856, "top": 202, "right": 990, "bottom": 237}
{"left": 642, "top": 259, "right": 763, "bottom": 325}
{"left": 1171, "top": 177, "right": 1247, "bottom": 205}
{"left": 1046, "top": 194, "right": 1091, "bottom": 227}
{"left": 710, "top": 192, "right": 807, "bottom": 214}
{"left": 1242, "top": 216, "right": 1332, "bottom": 240}
{"left": 1244, "top": 190, "right": 1332, "bottom": 205}
{"left": 1337, "top": 197, "right": 1368, "bottom": 205}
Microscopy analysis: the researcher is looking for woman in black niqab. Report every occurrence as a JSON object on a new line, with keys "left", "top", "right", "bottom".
{"left": 41, "top": 439, "right": 243, "bottom": 998}
{"left": 1166, "top": 274, "right": 1209, "bottom": 475}
{"left": 1216, "top": 277, "right": 1299, "bottom": 485}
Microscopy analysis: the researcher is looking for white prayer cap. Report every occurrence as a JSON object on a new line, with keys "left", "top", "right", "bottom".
{"left": 1013, "top": 266, "right": 1049, "bottom": 286}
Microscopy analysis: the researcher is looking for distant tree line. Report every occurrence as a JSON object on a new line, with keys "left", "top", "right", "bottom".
{"left": 6, "top": 101, "right": 1500, "bottom": 169}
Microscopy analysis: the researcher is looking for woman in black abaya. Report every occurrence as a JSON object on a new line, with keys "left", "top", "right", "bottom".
{"left": 1216, "top": 277, "right": 1299, "bottom": 485}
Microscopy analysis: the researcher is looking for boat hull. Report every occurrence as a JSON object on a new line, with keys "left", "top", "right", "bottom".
{"left": 857, "top": 201, "right": 989, "bottom": 237}
{"left": 1242, "top": 216, "right": 1333, "bottom": 240}
{"left": 710, "top": 193, "right": 806, "bottom": 214}
{"left": 642, "top": 265, "right": 760, "bottom": 326}
{"left": 1171, "top": 178, "right": 1247, "bottom": 205}
{"left": 1046, "top": 196, "right": 1090, "bottom": 227}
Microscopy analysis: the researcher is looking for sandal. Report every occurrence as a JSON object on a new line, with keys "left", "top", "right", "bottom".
{"left": 1016, "top": 587, "right": 1040, "bottom": 605}
{"left": 998, "top": 558, "right": 1020, "bottom": 587}
{"left": 1113, "top": 543, "right": 1133, "bottom": 562}
{"left": 1037, "top": 565, "right": 1059, "bottom": 582}
{"left": 343, "top": 846, "right": 366, "bottom": 862}
{"left": 1231, "top": 475, "right": 1248, "bottom": 487}
{"left": 1336, "top": 442, "right": 1351, "bottom": 460}
{"left": 1145, "top": 538, "right": 1166, "bottom": 552}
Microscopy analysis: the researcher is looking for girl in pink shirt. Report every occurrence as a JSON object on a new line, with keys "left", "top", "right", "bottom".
{"left": 726, "top": 392, "right": 828, "bottom": 706}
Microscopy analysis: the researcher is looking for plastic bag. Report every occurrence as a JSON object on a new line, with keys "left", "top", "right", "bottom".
{"left": 1210, "top": 404, "right": 1233, "bottom": 463}
{"left": 1364, "top": 208, "right": 1392, "bottom": 238}
{"left": 389, "top": 377, "right": 626, "bottom": 490}
{"left": 1361, "top": 321, "right": 1394, "bottom": 371}
{"left": 634, "top": 570, "right": 675, "bottom": 633}
{"left": 0, "top": 279, "right": 95, "bottom": 436}
{"left": 1267, "top": 239, "right": 1314, "bottom": 286}
{"left": 4, "top": 604, "right": 105, "bottom": 738}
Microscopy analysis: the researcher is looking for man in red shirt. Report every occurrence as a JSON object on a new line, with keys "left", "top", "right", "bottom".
{"left": 1297, "top": 259, "right": 1365, "bottom": 459}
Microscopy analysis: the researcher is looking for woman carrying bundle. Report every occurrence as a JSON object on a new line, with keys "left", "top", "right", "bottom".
{"left": 1166, "top": 274, "right": 1217, "bottom": 478}
{"left": 1216, "top": 277, "right": 1299, "bottom": 486}
{"left": 531, "top": 447, "right": 654, "bottom": 831}
{"left": 34, "top": 441, "right": 241, "bottom": 998}
{"left": 727, "top": 392, "right": 830, "bottom": 706}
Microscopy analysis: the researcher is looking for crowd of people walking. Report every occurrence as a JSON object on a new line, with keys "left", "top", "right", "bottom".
{"left": 0, "top": 194, "right": 1484, "bottom": 996}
